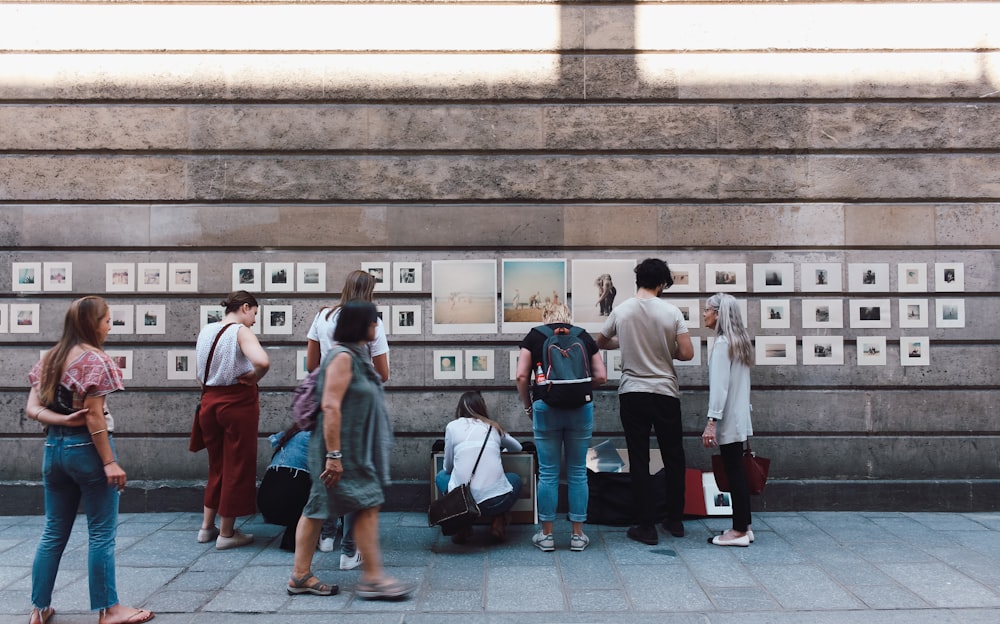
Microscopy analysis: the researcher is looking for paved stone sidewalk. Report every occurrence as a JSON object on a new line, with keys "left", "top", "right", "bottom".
{"left": 1, "top": 511, "right": 999, "bottom": 624}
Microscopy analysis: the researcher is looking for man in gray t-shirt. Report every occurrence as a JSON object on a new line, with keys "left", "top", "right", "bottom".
{"left": 598, "top": 258, "right": 694, "bottom": 546}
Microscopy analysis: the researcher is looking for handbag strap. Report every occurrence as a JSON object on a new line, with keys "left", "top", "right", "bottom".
{"left": 202, "top": 322, "right": 237, "bottom": 391}
{"left": 465, "top": 425, "right": 493, "bottom": 484}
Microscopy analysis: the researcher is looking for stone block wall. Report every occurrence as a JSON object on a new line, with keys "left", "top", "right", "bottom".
{"left": 1, "top": 0, "right": 998, "bottom": 512}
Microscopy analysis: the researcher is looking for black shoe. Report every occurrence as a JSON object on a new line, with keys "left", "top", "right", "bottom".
{"left": 663, "top": 520, "right": 685, "bottom": 538}
{"left": 626, "top": 524, "right": 658, "bottom": 545}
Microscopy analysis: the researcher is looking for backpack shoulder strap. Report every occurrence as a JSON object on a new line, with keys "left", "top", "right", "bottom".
{"left": 535, "top": 324, "right": 555, "bottom": 338}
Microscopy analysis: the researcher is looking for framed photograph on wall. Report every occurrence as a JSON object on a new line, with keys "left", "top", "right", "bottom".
{"left": 605, "top": 350, "right": 623, "bottom": 380}
{"left": 432, "top": 349, "right": 463, "bottom": 380}
{"left": 759, "top": 299, "right": 791, "bottom": 329}
{"left": 702, "top": 472, "right": 733, "bottom": 516}
{"left": 136, "top": 262, "right": 167, "bottom": 292}
{"left": 502, "top": 258, "right": 566, "bottom": 334}
{"left": 105, "top": 263, "right": 135, "bottom": 292}
{"left": 10, "top": 303, "right": 40, "bottom": 333}
{"left": 0, "top": 303, "right": 7, "bottom": 333}
{"left": 800, "top": 262, "right": 842, "bottom": 293}
{"left": 296, "top": 349, "right": 309, "bottom": 380}
{"left": 509, "top": 350, "right": 520, "bottom": 381}
{"left": 199, "top": 305, "right": 224, "bottom": 328}
{"left": 571, "top": 259, "right": 636, "bottom": 331}
{"left": 296, "top": 262, "right": 326, "bottom": 292}
{"left": 464, "top": 349, "right": 495, "bottom": 380}
{"left": 666, "top": 263, "right": 700, "bottom": 294}
{"left": 802, "top": 335, "right": 844, "bottom": 365}
{"left": 705, "top": 263, "right": 747, "bottom": 293}
{"left": 232, "top": 262, "right": 262, "bottom": 292}
{"left": 264, "top": 262, "right": 295, "bottom": 293}
{"left": 42, "top": 262, "right": 73, "bottom": 292}
{"left": 392, "top": 262, "right": 423, "bottom": 292}
{"left": 849, "top": 299, "right": 892, "bottom": 329}
{"left": 897, "top": 262, "right": 927, "bottom": 293}
{"left": 11, "top": 262, "right": 42, "bottom": 293}
{"left": 934, "top": 262, "right": 964, "bottom": 292}
{"left": 104, "top": 350, "right": 133, "bottom": 380}
{"left": 935, "top": 299, "right": 965, "bottom": 328}
{"left": 752, "top": 263, "right": 794, "bottom": 293}
{"left": 848, "top": 263, "right": 890, "bottom": 293}
{"left": 262, "top": 304, "right": 294, "bottom": 335}
{"left": 376, "top": 305, "right": 390, "bottom": 332}
{"left": 856, "top": 336, "right": 887, "bottom": 366}
{"left": 674, "top": 336, "right": 701, "bottom": 366}
{"left": 168, "top": 263, "right": 199, "bottom": 292}
{"left": 898, "top": 299, "right": 928, "bottom": 329}
{"left": 166, "top": 349, "right": 197, "bottom": 381}
{"left": 135, "top": 304, "right": 166, "bottom": 335}
{"left": 432, "top": 259, "right": 498, "bottom": 335}
{"left": 755, "top": 336, "right": 796, "bottom": 365}
{"left": 667, "top": 299, "right": 700, "bottom": 329}
{"left": 900, "top": 336, "right": 929, "bottom": 366}
{"left": 801, "top": 299, "right": 843, "bottom": 329}
{"left": 391, "top": 304, "right": 421, "bottom": 335}
{"left": 108, "top": 304, "right": 134, "bottom": 334}
{"left": 361, "top": 262, "right": 391, "bottom": 292}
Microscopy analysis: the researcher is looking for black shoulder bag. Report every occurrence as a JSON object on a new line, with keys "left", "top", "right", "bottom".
{"left": 428, "top": 426, "right": 492, "bottom": 536}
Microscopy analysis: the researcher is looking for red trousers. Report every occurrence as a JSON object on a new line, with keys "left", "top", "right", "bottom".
{"left": 198, "top": 384, "right": 259, "bottom": 518}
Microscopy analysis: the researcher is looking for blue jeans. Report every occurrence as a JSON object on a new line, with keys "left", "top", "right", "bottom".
{"left": 532, "top": 399, "right": 594, "bottom": 523}
{"left": 435, "top": 471, "right": 523, "bottom": 518}
{"left": 32, "top": 426, "right": 120, "bottom": 611}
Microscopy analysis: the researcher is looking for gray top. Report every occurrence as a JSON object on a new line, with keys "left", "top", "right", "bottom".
{"left": 600, "top": 296, "right": 689, "bottom": 398}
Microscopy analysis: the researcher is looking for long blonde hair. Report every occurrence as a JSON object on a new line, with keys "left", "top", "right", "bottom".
{"left": 706, "top": 293, "right": 753, "bottom": 367}
{"left": 325, "top": 270, "right": 377, "bottom": 320}
{"left": 38, "top": 296, "right": 109, "bottom": 404}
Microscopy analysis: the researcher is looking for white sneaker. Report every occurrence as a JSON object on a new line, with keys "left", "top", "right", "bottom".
{"left": 570, "top": 533, "right": 590, "bottom": 552}
{"left": 339, "top": 550, "right": 363, "bottom": 570}
{"left": 532, "top": 531, "right": 555, "bottom": 552}
{"left": 318, "top": 537, "right": 335, "bottom": 552}
{"left": 215, "top": 530, "right": 253, "bottom": 550}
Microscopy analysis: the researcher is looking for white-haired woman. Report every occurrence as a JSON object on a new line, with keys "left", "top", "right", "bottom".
{"left": 702, "top": 293, "right": 754, "bottom": 547}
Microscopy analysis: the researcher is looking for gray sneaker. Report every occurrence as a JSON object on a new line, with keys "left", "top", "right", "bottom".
{"left": 532, "top": 531, "right": 555, "bottom": 552}
{"left": 570, "top": 533, "right": 590, "bottom": 552}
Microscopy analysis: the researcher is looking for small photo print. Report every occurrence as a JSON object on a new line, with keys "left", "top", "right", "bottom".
{"left": 265, "top": 262, "right": 295, "bottom": 293}
{"left": 848, "top": 263, "right": 890, "bottom": 293}
{"left": 702, "top": 472, "right": 733, "bottom": 516}
{"left": 232, "top": 262, "right": 262, "bottom": 292}
{"left": 605, "top": 350, "right": 623, "bottom": 380}
{"left": 105, "top": 263, "right": 136, "bottom": 292}
{"left": 432, "top": 259, "right": 498, "bottom": 335}
{"left": 935, "top": 298, "right": 965, "bottom": 329}
{"left": 900, "top": 336, "right": 930, "bottom": 366}
{"left": 502, "top": 258, "right": 567, "bottom": 334}
{"left": 802, "top": 335, "right": 844, "bottom": 365}
{"left": 674, "top": 336, "right": 701, "bottom": 367}
{"left": 135, "top": 304, "right": 166, "bottom": 335}
{"left": 800, "top": 262, "right": 842, "bottom": 293}
{"left": 166, "top": 349, "right": 197, "bottom": 381}
{"left": 668, "top": 299, "right": 700, "bottom": 329}
{"left": 104, "top": 350, "right": 133, "bottom": 380}
{"left": 433, "top": 349, "right": 463, "bottom": 380}
{"left": 362, "top": 262, "right": 391, "bottom": 292}
{"left": 262, "top": 304, "right": 294, "bottom": 335}
{"left": 755, "top": 336, "right": 796, "bottom": 365}
{"left": 392, "top": 262, "right": 423, "bottom": 292}
{"left": 464, "top": 349, "right": 495, "bottom": 380}
{"left": 666, "top": 263, "right": 700, "bottom": 293}
{"left": 10, "top": 303, "right": 41, "bottom": 334}
{"left": 934, "top": 262, "right": 965, "bottom": 292}
{"left": 168, "top": 263, "right": 199, "bottom": 293}
{"left": 897, "top": 263, "right": 927, "bottom": 293}
{"left": 705, "top": 263, "right": 747, "bottom": 293}
{"left": 391, "top": 304, "right": 422, "bottom": 335}
{"left": 801, "top": 299, "right": 844, "bottom": 329}
{"left": 752, "top": 263, "right": 794, "bottom": 293}
{"left": 296, "top": 262, "right": 326, "bottom": 292}
{"left": 296, "top": 349, "right": 309, "bottom": 381}
{"left": 849, "top": 299, "right": 892, "bottom": 329}
{"left": 43, "top": 262, "right": 73, "bottom": 292}
{"left": 108, "top": 304, "right": 134, "bottom": 335}
{"left": 0, "top": 303, "right": 7, "bottom": 333}
{"left": 136, "top": 263, "right": 167, "bottom": 292}
{"left": 200, "top": 305, "right": 225, "bottom": 328}
{"left": 759, "top": 299, "right": 791, "bottom": 329}
{"left": 571, "top": 259, "right": 636, "bottom": 331}
{"left": 898, "top": 299, "right": 928, "bottom": 329}
{"left": 12, "top": 262, "right": 42, "bottom": 292}
{"left": 856, "top": 336, "right": 887, "bottom": 366}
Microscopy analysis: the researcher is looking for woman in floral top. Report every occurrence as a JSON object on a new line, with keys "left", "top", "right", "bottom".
{"left": 24, "top": 296, "right": 154, "bottom": 624}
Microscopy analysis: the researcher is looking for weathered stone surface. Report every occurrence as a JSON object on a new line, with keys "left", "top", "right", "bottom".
{"left": 0, "top": 105, "right": 189, "bottom": 151}
{"left": 659, "top": 204, "right": 846, "bottom": 247}
{"left": 937, "top": 204, "right": 1000, "bottom": 246}
{"left": 0, "top": 157, "right": 186, "bottom": 201}
{"left": 845, "top": 205, "right": 937, "bottom": 247}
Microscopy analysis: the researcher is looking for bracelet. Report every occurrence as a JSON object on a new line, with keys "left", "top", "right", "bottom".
{"left": 103, "top": 459, "right": 116, "bottom": 466}
{"left": 523, "top": 406, "right": 533, "bottom": 414}
{"left": 325, "top": 451, "right": 343, "bottom": 460}
{"left": 33, "top": 407, "right": 48, "bottom": 420}
{"left": 90, "top": 429, "right": 107, "bottom": 436}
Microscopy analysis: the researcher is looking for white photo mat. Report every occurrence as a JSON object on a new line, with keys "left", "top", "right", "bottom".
{"left": 935, "top": 298, "right": 965, "bottom": 328}
{"left": 674, "top": 336, "right": 701, "bottom": 367}
{"left": 934, "top": 262, "right": 964, "bottom": 292}
{"left": 137, "top": 263, "right": 167, "bottom": 292}
{"left": 391, "top": 304, "right": 421, "bottom": 335}
{"left": 106, "top": 263, "right": 135, "bottom": 292}
{"left": 432, "top": 259, "right": 498, "bottom": 335}
{"left": 262, "top": 304, "right": 294, "bottom": 335}
{"left": 800, "top": 262, "right": 842, "bottom": 293}
{"left": 108, "top": 304, "right": 134, "bottom": 334}
{"left": 392, "top": 262, "right": 423, "bottom": 292}
{"left": 705, "top": 263, "right": 747, "bottom": 293}
{"left": 361, "top": 261, "right": 391, "bottom": 292}
{"left": 232, "top": 262, "right": 262, "bottom": 292}
{"left": 10, "top": 303, "right": 40, "bottom": 333}
{"left": 849, "top": 299, "right": 892, "bottom": 329}
{"left": 898, "top": 299, "right": 929, "bottom": 329}
{"left": 755, "top": 336, "right": 796, "bottom": 365}
{"left": 166, "top": 349, "right": 197, "bottom": 381}
{"left": 296, "top": 263, "right": 326, "bottom": 292}
{"left": 900, "top": 336, "right": 930, "bottom": 366}
{"left": 897, "top": 263, "right": 927, "bottom": 293}
{"left": 759, "top": 299, "right": 791, "bottom": 329}
{"left": 0, "top": 303, "right": 8, "bottom": 333}
{"left": 801, "top": 299, "right": 844, "bottom": 329}
{"left": 502, "top": 258, "right": 567, "bottom": 335}
{"left": 856, "top": 336, "right": 887, "bottom": 366}
{"left": 104, "top": 350, "right": 133, "bottom": 380}
{"left": 802, "top": 335, "right": 845, "bottom": 365}
{"left": 848, "top": 263, "right": 890, "bottom": 292}
{"left": 668, "top": 299, "right": 700, "bottom": 329}
{"left": 135, "top": 304, "right": 166, "bottom": 335}
{"left": 433, "top": 350, "right": 463, "bottom": 379}
{"left": 264, "top": 262, "right": 295, "bottom": 293}
{"left": 464, "top": 349, "right": 495, "bottom": 380}
{"left": 12, "top": 262, "right": 42, "bottom": 292}
{"left": 571, "top": 259, "right": 636, "bottom": 332}
{"left": 43, "top": 262, "right": 73, "bottom": 292}
{"left": 752, "top": 263, "right": 794, "bottom": 293}
{"left": 168, "top": 263, "right": 199, "bottom": 292}
{"left": 666, "top": 263, "right": 700, "bottom": 294}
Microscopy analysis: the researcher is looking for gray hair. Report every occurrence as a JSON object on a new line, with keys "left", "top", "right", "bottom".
{"left": 706, "top": 293, "right": 753, "bottom": 367}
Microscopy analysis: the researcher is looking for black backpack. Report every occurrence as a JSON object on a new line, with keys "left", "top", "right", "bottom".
{"left": 534, "top": 325, "right": 593, "bottom": 407}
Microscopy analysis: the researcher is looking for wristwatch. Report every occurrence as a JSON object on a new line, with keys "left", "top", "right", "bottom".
{"left": 325, "top": 451, "right": 343, "bottom": 460}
